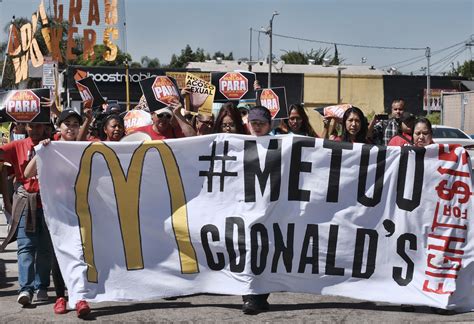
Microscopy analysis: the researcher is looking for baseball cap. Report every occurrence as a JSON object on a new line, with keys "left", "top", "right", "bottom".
{"left": 106, "top": 103, "right": 125, "bottom": 114}
{"left": 399, "top": 112, "right": 416, "bottom": 125}
{"left": 154, "top": 107, "right": 173, "bottom": 116}
{"left": 57, "top": 109, "right": 83, "bottom": 126}
{"left": 248, "top": 106, "right": 271, "bottom": 124}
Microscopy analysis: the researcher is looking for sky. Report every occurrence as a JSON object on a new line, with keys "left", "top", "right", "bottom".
{"left": 0, "top": 0, "right": 473, "bottom": 75}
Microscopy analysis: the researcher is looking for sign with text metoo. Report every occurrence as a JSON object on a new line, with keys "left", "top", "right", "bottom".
{"left": 37, "top": 136, "right": 474, "bottom": 311}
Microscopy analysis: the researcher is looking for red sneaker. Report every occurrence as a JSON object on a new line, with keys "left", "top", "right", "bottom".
{"left": 53, "top": 297, "right": 68, "bottom": 314}
{"left": 75, "top": 300, "right": 91, "bottom": 318}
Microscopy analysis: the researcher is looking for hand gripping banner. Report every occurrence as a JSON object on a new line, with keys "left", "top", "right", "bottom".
{"left": 36, "top": 135, "right": 474, "bottom": 311}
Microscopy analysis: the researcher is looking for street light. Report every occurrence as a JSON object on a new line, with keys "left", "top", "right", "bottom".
{"left": 267, "top": 11, "right": 279, "bottom": 88}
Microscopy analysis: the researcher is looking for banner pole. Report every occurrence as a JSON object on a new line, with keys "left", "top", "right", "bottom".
{"left": 1, "top": 17, "right": 15, "bottom": 88}
{"left": 125, "top": 59, "right": 130, "bottom": 111}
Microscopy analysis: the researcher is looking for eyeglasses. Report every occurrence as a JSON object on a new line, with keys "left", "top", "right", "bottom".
{"left": 221, "top": 123, "right": 235, "bottom": 129}
{"left": 157, "top": 113, "right": 172, "bottom": 119}
{"left": 197, "top": 119, "right": 213, "bottom": 126}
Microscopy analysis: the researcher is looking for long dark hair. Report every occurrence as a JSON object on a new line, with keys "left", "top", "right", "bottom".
{"left": 341, "top": 107, "right": 368, "bottom": 143}
{"left": 279, "top": 104, "right": 316, "bottom": 137}
{"left": 213, "top": 102, "right": 246, "bottom": 134}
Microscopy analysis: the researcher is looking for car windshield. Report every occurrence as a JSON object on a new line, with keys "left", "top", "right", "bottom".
{"left": 432, "top": 127, "right": 470, "bottom": 139}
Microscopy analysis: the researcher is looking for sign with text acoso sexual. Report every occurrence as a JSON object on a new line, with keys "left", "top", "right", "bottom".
{"left": 37, "top": 136, "right": 474, "bottom": 311}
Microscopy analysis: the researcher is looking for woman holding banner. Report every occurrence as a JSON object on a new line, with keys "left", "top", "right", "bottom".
{"left": 24, "top": 109, "right": 91, "bottom": 318}
{"left": 213, "top": 102, "right": 246, "bottom": 135}
{"left": 100, "top": 114, "right": 125, "bottom": 141}
{"left": 334, "top": 107, "right": 370, "bottom": 143}
{"left": 273, "top": 104, "right": 316, "bottom": 137}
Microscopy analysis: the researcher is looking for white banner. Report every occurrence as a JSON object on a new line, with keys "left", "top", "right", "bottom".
{"left": 36, "top": 135, "right": 474, "bottom": 311}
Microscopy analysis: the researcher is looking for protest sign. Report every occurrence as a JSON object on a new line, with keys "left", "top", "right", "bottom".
{"left": 256, "top": 87, "right": 288, "bottom": 119}
{"left": 37, "top": 136, "right": 474, "bottom": 311}
{"left": 184, "top": 72, "right": 215, "bottom": 115}
{"left": 323, "top": 104, "right": 353, "bottom": 119}
{"left": 166, "top": 71, "right": 210, "bottom": 90}
{"left": 0, "top": 88, "right": 50, "bottom": 123}
{"left": 211, "top": 71, "right": 256, "bottom": 102}
{"left": 76, "top": 76, "right": 106, "bottom": 109}
{"left": 139, "top": 76, "right": 181, "bottom": 112}
{"left": 123, "top": 110, "right": 152, "bottom": 134}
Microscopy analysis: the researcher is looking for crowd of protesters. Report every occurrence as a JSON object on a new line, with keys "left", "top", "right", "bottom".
{"left": 0, "top": 78, "right": 439, "bottom": 318}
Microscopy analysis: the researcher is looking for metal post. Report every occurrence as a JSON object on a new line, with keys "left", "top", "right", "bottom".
{"left": 1, "top": 17, "right": 15, "bottom": 88}
{"left": 337, "top": 67, "right": 346, "bottom": 104}
{"left": 426, "top": 47, "right": 431, "bottom": 114}
{"left": 268, "top": 11, "right": 279, "bottom": 88}
{"left": 249, "top": 27, "right": 252, "bottom": 72}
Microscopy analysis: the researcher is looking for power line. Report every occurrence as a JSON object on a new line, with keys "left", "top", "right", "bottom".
{"left": 433, "top": 47, "right": 467, "bottom": 74}
{"left": 430, "top": 46, "right": 466, "bottom": 68}
{"left": 251, "top": 28, "right": 426, "bottom": 51}
{"left": 379, "top": 53, "right": 426, "bottom": 69}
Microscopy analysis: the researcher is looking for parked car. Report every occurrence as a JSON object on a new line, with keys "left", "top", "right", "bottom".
{"left": 432, "top": 125, "right": 474, "bottom": 168}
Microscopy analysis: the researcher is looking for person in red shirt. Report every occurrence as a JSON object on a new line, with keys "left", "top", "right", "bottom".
{"left": 134, "top": 99, "right": 196, "bottom": 140}
{"left": 0, "top": 123, "right": 51, "bottom": 307}
{"left": 388, "top": 112, "right": 416, "bottom": 146}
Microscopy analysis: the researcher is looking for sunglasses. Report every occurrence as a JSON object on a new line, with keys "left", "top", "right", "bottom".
{"left": 157, "top": 113, "right": 172, "bottom": 119}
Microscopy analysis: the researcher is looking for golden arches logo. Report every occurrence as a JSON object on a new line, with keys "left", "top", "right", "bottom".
{"left": 75, "top": 142, "right": 199, "bottom": 283}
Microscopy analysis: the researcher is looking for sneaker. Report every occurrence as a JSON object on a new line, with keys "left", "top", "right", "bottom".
{"left": 242, "top": 300, "right": 259, "bottom": 314}
{"left": 17, "top": 291, "right": 31, "bottom": 306}
{"left": 76, "top": 300, "right": 91, "bottom": 318}
{"left": 54, "top": 297, "right": 68, "bottom": 314}
{"left": 35, "top": 289, "right": 49, "bottom": 302}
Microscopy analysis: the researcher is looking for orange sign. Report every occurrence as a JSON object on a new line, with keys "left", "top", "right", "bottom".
{"left": 260, "top": 89, "right": 280, "bottom": 118}
{"left": 77, "top": 83, "right": 94, "bottom": 109}
{"left": 218, "top": 72, "right": 248, "bottom": 100}
{"left": 152, "top": 76, "right": 180, "bottom": 106}
{"left": 5, "top": 90, "right": 41, "bottom": 122}
{"left": 123, "top": 110, "right": 152, "bottom": 135}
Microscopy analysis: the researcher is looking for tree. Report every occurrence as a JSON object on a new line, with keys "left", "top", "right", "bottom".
{"left": 449, "top": 60, "right": 474, "bottom": 80}
{"left": 212, "top": 51, "right": 233, "bottom": 60}
{"left": 168, "top": 45, "right": 234, "bottom": 68}
{"left": 280, "top": 47, "right": 343, "bottom": 65}
{"left": 140, "top": 56, "right": 160, "bottom": 68}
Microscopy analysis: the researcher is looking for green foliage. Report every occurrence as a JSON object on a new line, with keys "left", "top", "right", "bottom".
{"left": 169, "top": 44, "right": 233, "bottom": 68}
{"left": 280, "top": 47, "right": 343, "bottom": 65}
{"left": 140, "top": 56, "right": 160, "bottom": 68}
{"left": 425, "top": 111, "right": 441, "bottom": 125}
{"left": 456, "top": 60, "right": 473, "bottom": 80}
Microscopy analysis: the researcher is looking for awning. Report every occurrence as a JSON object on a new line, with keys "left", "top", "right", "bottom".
{"left": 461, "top": 80, "right": 474, "bottom": 91}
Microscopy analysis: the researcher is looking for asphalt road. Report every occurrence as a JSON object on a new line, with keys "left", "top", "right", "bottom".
{"left": 1, "top": 213, "right": 474, "bottom": 323}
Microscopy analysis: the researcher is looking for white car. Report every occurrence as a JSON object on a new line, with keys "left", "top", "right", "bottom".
{"left": 432, "top": 125, "right": 474, "bottom": 168}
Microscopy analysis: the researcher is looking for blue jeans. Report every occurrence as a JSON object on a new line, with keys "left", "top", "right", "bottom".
{"left": 16, "top": 207, "right": 52, "bottom": 295}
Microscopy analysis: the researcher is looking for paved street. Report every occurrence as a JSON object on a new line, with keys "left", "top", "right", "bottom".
{"left": 1, "top": 214, "right": 474, "bottom": 323}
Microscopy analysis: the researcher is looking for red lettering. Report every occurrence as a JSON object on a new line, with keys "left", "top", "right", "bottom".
{"left": 427, "top": 253, "right": 462, "bottom": 271}
{"left": 427, "top": 234, "right": 465, "bottom": 255}
{"left": 422, "top": 280, "right": 454, "bottom": 295}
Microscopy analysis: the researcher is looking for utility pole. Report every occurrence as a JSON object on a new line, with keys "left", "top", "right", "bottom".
{"left": 249, "top": 27, "right": 252, "bottom": 72}
{"left": 267, "top": 11, "right": 279, "bottom": 88}
{"left": 426, "top": 47, "right": 431, "bottom": 114}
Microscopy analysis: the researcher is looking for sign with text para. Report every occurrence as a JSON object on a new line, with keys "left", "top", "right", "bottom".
{"left": 256, "top": 87, "right": 288, "bottom": 119}
{"left": 139, "top": 76, "right": 181, "bottom": 112}
{"left": 211, "top": 71, "right": 256, "bottom": 102}
{"left": 0, "top": 88, "right": 50, "bottom": 123}
{"left": 185, "top": 72, "right": 215, "bottom": 115}
{"left": 76, "top": 76, "right": 106, "bottom": 110}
